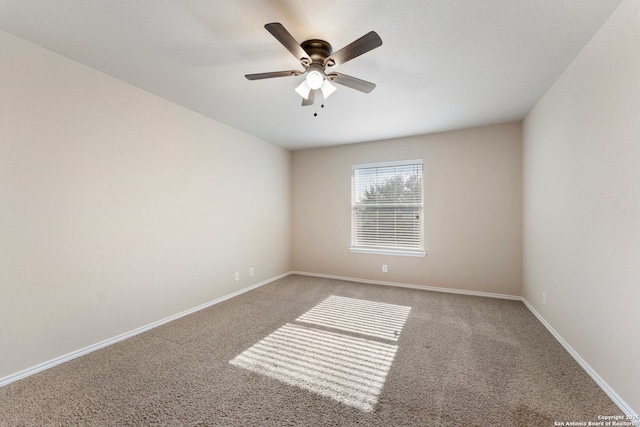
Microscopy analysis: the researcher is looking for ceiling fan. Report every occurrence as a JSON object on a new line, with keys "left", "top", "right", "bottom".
{"left": 245, "top": 23, "right": 382, "bottom": 107}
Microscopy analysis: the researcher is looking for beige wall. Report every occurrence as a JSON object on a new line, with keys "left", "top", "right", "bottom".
{"left": 523, "top": 0, "right": 640, "bottom": 412}
{"left": 0, "top": 30, "right": 291, "bottom": 379}
{"left": 292, "top": 123, "right": 522, "bottom": 296}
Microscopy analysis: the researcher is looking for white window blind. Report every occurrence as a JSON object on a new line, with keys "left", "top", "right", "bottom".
{"left": 351, "top": 160, "right": 424, "bottom": 256}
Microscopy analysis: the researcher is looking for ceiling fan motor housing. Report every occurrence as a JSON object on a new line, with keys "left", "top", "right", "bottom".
{"left": 300, "top": 39, "right": 333, "bottom": 66}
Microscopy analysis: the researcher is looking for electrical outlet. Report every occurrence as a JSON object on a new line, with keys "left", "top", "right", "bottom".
{"left": 382, "top": 264, "right": 388, "bottom": 273}
{"left": 234, "top": 272, "right": 240, "bottom": 282}
{"left": 542, "top": 292, "right": 547, "bottom": 305}
{"left": 249, "top": 267, "right": 254, "bottom": 277}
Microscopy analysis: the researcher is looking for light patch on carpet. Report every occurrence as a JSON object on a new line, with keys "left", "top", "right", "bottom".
{"left": 230, "top": 296, "right": 413, "bottom": 412}
{"left": 229, "top": 323, "right": 398, "bottom": 412}
{"left": 296, "top": 295, "right": 412, "bottom": 341}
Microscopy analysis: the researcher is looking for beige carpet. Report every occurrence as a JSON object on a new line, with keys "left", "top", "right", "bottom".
{"left": 0, "top": 275, "right": 623, "bottom": 426}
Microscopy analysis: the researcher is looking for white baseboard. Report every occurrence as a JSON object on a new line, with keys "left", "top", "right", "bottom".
{"left": 3, "top": 270, "right": 637, "bottom": 423}
{"left": 290, "top": 271, "right": 522, "bottom": 300}
{"left": 521, "top": 298, "right": 638, "bottom": 424}
{"left": 0, "top": 272, "right": 290, "bottom": 388}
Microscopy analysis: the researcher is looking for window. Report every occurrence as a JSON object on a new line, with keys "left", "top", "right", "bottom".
{"left": 350, "top": 159, "right": 425, "bottom": 257}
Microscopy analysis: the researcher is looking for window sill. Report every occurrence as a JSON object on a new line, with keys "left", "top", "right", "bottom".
{"left": 349, "top": 247, "right": 427, "bottom": 257}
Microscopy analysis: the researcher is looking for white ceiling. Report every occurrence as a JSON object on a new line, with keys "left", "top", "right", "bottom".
{"left": 0, "top": 0, "right": 622, "bottom": 150}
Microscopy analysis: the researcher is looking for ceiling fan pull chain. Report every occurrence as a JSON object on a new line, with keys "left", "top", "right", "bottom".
{"left": 313, "top": 100, "right": 327, "bottom": 117}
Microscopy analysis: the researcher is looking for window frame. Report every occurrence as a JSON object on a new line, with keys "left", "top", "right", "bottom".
{"left": 349, "top": 159, "right": 426, "bottom": 258}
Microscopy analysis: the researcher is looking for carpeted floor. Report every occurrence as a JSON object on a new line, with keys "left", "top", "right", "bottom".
{"left": 0, "top": 274, "right": 623, "bottom": 426}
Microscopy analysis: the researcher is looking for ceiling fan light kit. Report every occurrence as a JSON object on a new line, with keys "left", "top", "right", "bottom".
{"left": 321, "top": 79, "right": 337, "bottom": 98}
{"left": 305, "top": 65, "right": 324, "bottom": 90}
{"left": 245, "top": 23, "right": 382, "bottom": 113}
{"left": 295, "top": 80, "right": 312, "bottom": 99}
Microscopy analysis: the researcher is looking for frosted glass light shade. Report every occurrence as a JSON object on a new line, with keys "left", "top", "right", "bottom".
{"left": 321, "top": 79, "right": 337, "bottom": 98}
{"left": 295, "top": 81, "right": 311, "bottom": 99}
{"left": 306, "top": 70, "right": 324, "bottom": 90}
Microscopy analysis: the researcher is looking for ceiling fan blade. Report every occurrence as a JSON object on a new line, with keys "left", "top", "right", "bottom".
{"left": 245, "top": 70, "right": 302, "bottom": 80}
{"left": 302, "top": 89, "right": 315, "bottom": 106}
{"left": 265, "top": 23, "right": 310, "bottom": 63}
{"left": 328, "top": 72, "right": 376, "bottom": 93}
{"left": 324, "top": 31, "right": 382, "bottom": 67}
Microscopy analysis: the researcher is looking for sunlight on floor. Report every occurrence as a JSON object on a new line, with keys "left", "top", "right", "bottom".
{"left": 229, "top": 295, "right": 412, "bottom": 412}
{"left": 230, "top": 323, "right": 397, "bottom": 411}
{"left": 296, "top": 295, "right": 412, "bottom": 341}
